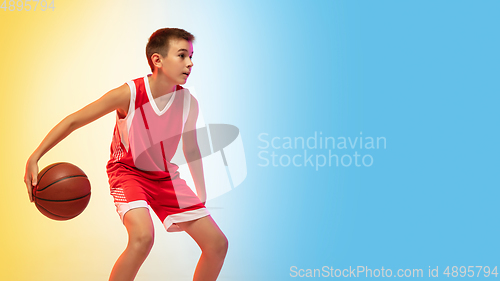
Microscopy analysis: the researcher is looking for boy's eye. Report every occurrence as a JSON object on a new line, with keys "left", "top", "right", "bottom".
{"left": 179, "top": 54, "right": 192, "bottom": 60}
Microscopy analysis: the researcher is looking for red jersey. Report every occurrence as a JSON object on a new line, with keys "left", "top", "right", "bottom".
{"left": 106, "top": 75, "right": 192, "bottom": 180}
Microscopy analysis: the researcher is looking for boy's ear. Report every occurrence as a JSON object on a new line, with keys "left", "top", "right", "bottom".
{"left": 151, "top": 53, "right": 163, "bottom": 69}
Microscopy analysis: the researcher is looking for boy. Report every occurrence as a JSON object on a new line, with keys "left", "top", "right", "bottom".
{"left": 24, "top": 28, "right": 228, "bottom": 281}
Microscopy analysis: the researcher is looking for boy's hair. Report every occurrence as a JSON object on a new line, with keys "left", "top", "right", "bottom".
{"left": 146, "top": 28, "right": 195, "bottom": 72}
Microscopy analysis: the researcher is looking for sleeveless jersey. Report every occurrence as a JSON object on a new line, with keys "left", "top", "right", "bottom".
{"left": 106, "top": 75, "right": 191, "bottom": 180}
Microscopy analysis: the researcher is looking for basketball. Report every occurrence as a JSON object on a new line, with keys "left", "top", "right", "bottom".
{"left": 33, "top": 162, "right": 91, "bottom": 221}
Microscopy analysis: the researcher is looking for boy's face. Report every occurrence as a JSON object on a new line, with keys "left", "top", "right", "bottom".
{"left": 156, "top": 38, "right": 194, "bottom": 85}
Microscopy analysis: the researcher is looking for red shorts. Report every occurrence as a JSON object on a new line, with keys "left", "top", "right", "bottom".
{"left": 107, "top": 164, "right": 209, "bottom": 232}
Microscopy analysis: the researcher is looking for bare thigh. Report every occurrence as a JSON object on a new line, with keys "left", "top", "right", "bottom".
{"left": 123, "top": 207, "right": 155, "bottom": 243}
{"left": 176, "top": 215, "right": 227, "bottom": 251}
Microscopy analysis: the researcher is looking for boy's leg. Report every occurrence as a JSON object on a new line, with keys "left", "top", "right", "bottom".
{"left": 109, "top": 207, "right": 155, "bottom": 281}
{"left": 176, "top": 215, "right": 228, "bottom": 281}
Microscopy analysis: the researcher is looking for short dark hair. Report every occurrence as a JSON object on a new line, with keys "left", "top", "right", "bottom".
{"left": 146, "top": 28, "right": 195, "bottom": 72}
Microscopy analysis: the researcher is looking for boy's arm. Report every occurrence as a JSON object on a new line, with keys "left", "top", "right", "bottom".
{"left": 182, "top": 95, "right": 206, "bottom": 204}
{"left": 24, "top": 84, "right": 130, "bottom": 202}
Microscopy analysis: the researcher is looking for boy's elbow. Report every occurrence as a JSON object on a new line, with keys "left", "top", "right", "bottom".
{"left": 183, "top": 147, "right": 201, "bottom": 161}
{"left": 64, "top": 114, "right": 81, "bottom": 132}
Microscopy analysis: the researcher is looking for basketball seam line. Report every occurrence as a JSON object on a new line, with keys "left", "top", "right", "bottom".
{"left": 37, "top": 162, "right": 65, "bottom": 185}
{"left": 35, "top": 193, "right": 91, "bottom": 202}
{"left": 37, "top": 175, "right": 88, "bottom": 192}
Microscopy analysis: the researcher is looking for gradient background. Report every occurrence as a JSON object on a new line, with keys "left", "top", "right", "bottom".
{"left": 1, "top": 0, "right": 499, "bottom": 280}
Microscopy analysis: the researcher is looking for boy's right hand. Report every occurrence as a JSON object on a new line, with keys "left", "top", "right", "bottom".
{"left": 20, "top": 83, "right": 130, "bottom": 203}
{"left": 24, "top": 159, "right": 39, "bottom": 203}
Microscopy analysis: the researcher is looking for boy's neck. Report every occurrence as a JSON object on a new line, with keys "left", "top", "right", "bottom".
{"left": 148, "top": 72, "right": 177, "bottom": 98}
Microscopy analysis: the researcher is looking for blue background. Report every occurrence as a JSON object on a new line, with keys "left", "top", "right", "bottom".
{"left": 202, "top": 0, "right": 500, "bottom": 279}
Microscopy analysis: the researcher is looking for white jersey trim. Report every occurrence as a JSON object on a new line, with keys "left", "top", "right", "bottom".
{"left": 116, "top": 81, "right": 137, "bottom": 152}
{"left": 115, "top": 200, "right": 151, "bottom": 222}
{"left": 144, "top": 75, "right": 177, "bottom": 116}
{"left": 182, "top": 90, "right": 191, "bottom": 132}
{"left": 163, "top": 208, "right": 210, "bottom": 232}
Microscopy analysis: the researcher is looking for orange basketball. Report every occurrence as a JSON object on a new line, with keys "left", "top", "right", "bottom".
{"left": 33, "top": 162, "right": 91, "bottom": 221}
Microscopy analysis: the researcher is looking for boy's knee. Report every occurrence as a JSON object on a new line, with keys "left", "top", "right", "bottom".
{"left": 220, "top": 235, "right": 229, "bottom": 252}
{"left": 205, "top": 234, "right": 228, "bottom": 258}
{"left": 129, "top": 231, "right": 154, "bottom": 252}
{"left": 220, "top": 235, "right": 229, "bottom": 256}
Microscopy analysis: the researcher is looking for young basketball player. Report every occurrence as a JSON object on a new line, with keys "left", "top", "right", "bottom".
{"left": 24, "top": 28, "right": 228, "bottom": 281}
